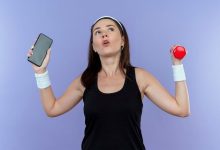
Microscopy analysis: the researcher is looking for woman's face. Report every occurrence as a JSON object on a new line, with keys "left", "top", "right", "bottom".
{"left": 92, "top": 19, "right": 124, "bottom": 57}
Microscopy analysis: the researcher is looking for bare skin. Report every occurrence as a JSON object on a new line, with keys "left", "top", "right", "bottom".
{"left": 27, "top": 19, "right": 190, "bottom": 117}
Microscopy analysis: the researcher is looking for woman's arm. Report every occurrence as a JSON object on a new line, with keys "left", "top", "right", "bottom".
{"left": 138, "top": 68, "right": 190, "bottom": 117}
{"left": 27, "top": 48, "right": 85, "bottom": 117}
{"left": 136, "top": 46, "right": 190, "bottom": 117}
{"left": 39, "top": 74, "right": 85, "bottom": 117}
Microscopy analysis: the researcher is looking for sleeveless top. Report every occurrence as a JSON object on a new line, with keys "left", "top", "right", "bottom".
{"left": 82, "top": 66, "right": 146, "bottom": 150}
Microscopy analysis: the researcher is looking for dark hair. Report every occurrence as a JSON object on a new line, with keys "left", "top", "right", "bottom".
{"left": 81, "top": 17, "right": 133, "bottom": 88}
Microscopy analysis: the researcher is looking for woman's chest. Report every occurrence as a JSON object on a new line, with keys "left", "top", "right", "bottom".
{"left": 97, "top": 75, "right": 125, "bottom": 94}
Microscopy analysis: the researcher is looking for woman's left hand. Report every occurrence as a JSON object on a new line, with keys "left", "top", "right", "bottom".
{"left": 170, "top": 45, "right": 185, "bottom": 65}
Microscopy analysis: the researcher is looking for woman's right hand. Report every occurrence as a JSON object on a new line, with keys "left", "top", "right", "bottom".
{"left": 27, "top": 46, "right": 51, "bottom": 74}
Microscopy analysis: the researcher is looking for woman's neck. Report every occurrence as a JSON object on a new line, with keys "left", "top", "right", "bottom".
{"left": 99, "top": 56, "right": 121, "bottom": 77}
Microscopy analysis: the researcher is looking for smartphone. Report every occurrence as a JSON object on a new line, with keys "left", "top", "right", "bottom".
{"left": 27, "top": 33, "right": 53, "bottom": 67}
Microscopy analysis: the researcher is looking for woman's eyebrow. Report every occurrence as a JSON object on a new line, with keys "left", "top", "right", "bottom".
{"left": 93, "top": 24, "right": 116, "bottom": 32}
{"left": 106, "top": 25, "right": 115, "bottom": 28}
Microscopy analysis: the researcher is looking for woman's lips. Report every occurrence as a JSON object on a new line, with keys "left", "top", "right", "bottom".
{"left": 102, "top": 40, "right": 110, "bottom": 47}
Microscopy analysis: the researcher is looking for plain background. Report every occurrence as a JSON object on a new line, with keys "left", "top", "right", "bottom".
{"left": 1, "top": 0, "right": 220, "bottom": 149}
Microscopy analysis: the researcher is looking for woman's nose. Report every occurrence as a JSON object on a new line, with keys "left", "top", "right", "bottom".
{"left": 102, "top": 32, "right": 108, "bottom": 38}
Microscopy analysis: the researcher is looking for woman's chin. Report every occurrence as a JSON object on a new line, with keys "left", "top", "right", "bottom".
{"left": 99, "top": 50, "right": 121, "bottom": 58}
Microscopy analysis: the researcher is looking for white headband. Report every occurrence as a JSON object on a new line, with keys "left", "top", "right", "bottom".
{"left": 93, "top": 16, "right": 124, "bottom": 33}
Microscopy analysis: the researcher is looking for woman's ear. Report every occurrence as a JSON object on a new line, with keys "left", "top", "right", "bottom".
{"left": 121, "top": 36, "right": 125, "bottom": 47}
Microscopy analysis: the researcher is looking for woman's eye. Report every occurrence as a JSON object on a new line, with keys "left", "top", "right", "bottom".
{"left": 95, "top": 30, "right": 101, "bottom": 35}
{"left": 108, "top": 28, "right": 114, "bottom": 32}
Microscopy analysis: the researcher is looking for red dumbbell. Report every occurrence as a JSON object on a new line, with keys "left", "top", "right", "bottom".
{"left": 172, "top": 46, "right": 187, "bottom": 60}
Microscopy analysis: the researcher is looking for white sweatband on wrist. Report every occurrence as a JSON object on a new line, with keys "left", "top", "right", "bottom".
{"left": 34, "top": 70, "right": 51, "bottom": 89}
{"left": 172, "top": 64, "right": 186, "bottom": 82}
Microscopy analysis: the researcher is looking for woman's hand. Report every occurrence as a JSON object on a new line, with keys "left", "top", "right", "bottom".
{"left": 27, "top": 46, "right": 51, "bottom": 74}
{"left": 170, "top": 45, "right": 186, "bottom": 65}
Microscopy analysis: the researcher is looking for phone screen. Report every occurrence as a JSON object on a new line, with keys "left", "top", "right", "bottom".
{"left": 27, "top": 33, "right": 53, "bottom": 67}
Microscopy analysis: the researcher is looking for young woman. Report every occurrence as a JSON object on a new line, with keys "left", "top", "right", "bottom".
{"left": 27, "top": 16, "right": 190, "bottom": 150}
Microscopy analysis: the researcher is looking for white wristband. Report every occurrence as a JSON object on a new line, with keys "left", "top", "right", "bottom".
{"left": 35, "top": 70, "right": 51, "bottom": 89}
{"left": 172, "top": 64, "right": 186, "bottom": 82}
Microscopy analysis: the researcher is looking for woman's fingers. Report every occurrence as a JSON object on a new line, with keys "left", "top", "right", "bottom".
{"left": 27, "top": 49, "right": 33, "bottom": 57}
{"left": 27, "top": 45, "right": 34, "bottom": 57}
{"left": 47, "top": 48, "right": 51, "bottom": 55}
{"left": 45, "top": 48, "right": 51, "bottom": 60}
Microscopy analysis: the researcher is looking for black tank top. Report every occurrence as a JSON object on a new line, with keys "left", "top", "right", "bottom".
{"left": 82, "top": 66, "right": 146, "bottom": 150}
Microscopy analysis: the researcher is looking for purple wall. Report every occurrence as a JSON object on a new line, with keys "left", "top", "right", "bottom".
{"left": 1, "top": 0, "right": 220, "bottom": 149}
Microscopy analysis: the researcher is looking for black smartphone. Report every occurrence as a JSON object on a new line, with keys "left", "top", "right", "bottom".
{"left": 27, "top": 33, "right": 53, "bottom": 67}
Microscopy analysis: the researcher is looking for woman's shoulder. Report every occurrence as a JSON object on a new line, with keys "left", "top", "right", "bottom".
{"left": 133, "top": 66, "right": 154, "bottom": 87}
{"left": 132, "top": 66, "right": 151, "bottom": 77}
